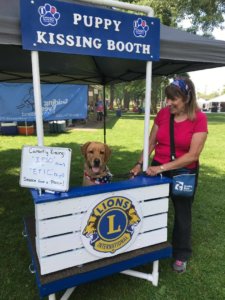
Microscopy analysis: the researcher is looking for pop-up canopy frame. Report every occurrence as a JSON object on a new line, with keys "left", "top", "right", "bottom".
{"left": 22, "top": 0, "right": 159, "bottom": 173}
{"left": 1, "top": 0, "right": 225, "bottom": 83}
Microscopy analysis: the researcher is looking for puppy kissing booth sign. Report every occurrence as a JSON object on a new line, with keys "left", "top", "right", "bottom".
{"left": 20, "top": 0, "right": 160, "bottom": 60}
{"left": 20, "top": 0, "right": 172, "bottom": 298}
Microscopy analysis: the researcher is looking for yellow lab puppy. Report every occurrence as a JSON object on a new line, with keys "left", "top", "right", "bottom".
{"left": 81, "top": 141, "right": 112, "bottom": 186}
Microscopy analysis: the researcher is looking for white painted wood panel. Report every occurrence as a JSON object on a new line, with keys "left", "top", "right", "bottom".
{"left": 141, "top": 198, "right": 169, "bottom": 216}
{"left": 39, "top": 228, "right": 167, "bottom": 275}
{"left": 36, "top": 213, "right": 167, "bottom": 256}
{"left": 35, "top": 184, "right": 169, "bottom": 220}
{"left": 36, "top": 214, "right": 84, "bottom": 238}
{"left": 140, "top": 214, "right": 167, "bottom": 233}
{"left": 36, "top": 232, "right": 82, "bottom": 257}
{"left": 36, "top": 198, "right": 169, "bottom": 238}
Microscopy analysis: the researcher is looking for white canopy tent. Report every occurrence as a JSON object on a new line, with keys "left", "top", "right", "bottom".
{"left": 208, "top": 95, "right": 225, "bottom": 103}
{"left": 208, "top": 95, "right": 225, "bottom": 112}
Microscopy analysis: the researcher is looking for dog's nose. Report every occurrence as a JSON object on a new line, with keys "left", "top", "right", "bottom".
{"left": 94, "top": 158, "right": 100, "bottom": 167}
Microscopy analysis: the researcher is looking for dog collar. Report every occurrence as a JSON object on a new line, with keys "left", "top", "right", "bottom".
{"left": 84, "top": 171, "right": 112, "bottom": 184}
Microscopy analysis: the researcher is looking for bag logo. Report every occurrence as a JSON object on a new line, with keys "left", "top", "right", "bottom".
{"left": 174, "top": 179, "right": 193, "bottom": 193}
{"left": 175, "top": 181, "right": 184, "bottom": 191}
{"left": 133, "top": 18, "right": 149, "bottom": 38}
{"left": 82, "top": 196, "right": 141, "bottom": 256}
{"left": 38, "top": 3, "right": 60, "bottom": 26}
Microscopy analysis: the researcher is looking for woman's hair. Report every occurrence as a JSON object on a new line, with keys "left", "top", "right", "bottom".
{"left": 165, "top": 78, "right": 199, "bottom": 120}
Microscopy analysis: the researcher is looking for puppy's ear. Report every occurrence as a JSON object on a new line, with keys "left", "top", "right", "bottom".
{"left": 81, "top": 142, "right": 91, "bottom": 157}
{"left": 104, "top": 144, "right": 112, "bottom": 162}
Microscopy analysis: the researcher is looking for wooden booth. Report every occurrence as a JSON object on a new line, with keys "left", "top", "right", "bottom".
{"left": 24, "top": 175, "right": 171, "bottom": 298}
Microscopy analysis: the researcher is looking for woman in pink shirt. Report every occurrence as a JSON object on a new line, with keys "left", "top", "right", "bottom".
{"left": 132, "top": 78, "right": 208, "bottom": 273}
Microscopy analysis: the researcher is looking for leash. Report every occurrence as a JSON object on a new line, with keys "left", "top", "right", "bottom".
{"left": 112, "top": 171, "right": 148, "bottom": 179}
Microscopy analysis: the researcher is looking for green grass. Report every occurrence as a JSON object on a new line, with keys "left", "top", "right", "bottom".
{"left": 1, "top": 112, "right": 225, "bottom": 300}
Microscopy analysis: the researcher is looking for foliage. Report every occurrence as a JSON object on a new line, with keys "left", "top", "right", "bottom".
{"left": 197, "top": 91, "right": 221, "bottom": 100}
{"left": 106, "top": 80, "right": 146, "bottom": 110}
{"left": 122, "top": 0, "right": 225, "bottom": 34}
{"left": 220, "top": 85, "right": 225, "bottom": 94}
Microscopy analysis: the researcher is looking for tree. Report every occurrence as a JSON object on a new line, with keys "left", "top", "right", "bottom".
{"left": 107, "top": 1, "right": 225, "bottom": 111}
{"left": 197, "top": 91, "right": 220, "bottom": 100}
{"left": 122, "top": 0, "right": 225, "bottom": 34}
{"left": 109, "top": 83, "right": 115, "bottom": 109}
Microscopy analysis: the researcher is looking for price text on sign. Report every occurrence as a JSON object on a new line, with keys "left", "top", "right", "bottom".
{"left": 20, "top": 146, "right": 72, "bottom": 191}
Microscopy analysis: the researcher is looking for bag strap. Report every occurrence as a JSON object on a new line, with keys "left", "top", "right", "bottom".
{"left": 170, "top": 114, "right": 176, "bottom": 161}
{"left": 170, "top": 114, "right": 199, "bottom": 172}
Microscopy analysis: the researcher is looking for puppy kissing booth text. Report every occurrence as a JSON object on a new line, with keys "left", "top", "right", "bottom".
{"left": 36, "top": 13, "right": 152, "bottom": 55}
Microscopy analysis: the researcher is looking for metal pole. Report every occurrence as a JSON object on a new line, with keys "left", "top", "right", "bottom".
{"left": 142, "top": 8, "right": 154, "bottom": 172}
{"left": 103, "top": 85, "right": 106, "bottom": 144}
{"left": 142, "top": 61, "right": 152, "bottom": 171}
{"left": 31, "top": 51, "right": 44, "bottom": 146}
{"left": 81, "top": 0, "right": 153, "bottom": 15}
{"left": 121, "top": 269, "right": 153, "bottom": 282}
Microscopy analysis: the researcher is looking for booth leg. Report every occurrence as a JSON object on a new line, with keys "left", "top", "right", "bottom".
{"left": 48, "top": 287, "right": 76, "bottom": 300}
{"left": 120, "top": 260, "right": 159, "bottom": 286}
{"left": 60, "top": 287, "right": 76, "bottom": 300}
{"left": 152, "top": 260, "right": 159, "bottom": 286}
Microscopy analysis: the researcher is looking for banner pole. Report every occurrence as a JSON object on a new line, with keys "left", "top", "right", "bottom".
{"left": 142, "top": 61, "right": 152, "bottom": 172}
{"left": 142, "top": 9, "right": 154, "bottom": 172}
{"left": 103, "top": 85, "right": 106, "bottom": 144}
{"left": 31, "top": 51, "right": 44, "bottom": 147}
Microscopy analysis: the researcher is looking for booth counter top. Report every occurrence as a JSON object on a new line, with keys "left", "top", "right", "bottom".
{"left": 31, "top": 175, "right": 172, "bottom": 204}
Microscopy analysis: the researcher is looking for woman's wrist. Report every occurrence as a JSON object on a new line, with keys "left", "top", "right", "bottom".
{"left": 159, "top": 165, "right": 166, "bottom": 172}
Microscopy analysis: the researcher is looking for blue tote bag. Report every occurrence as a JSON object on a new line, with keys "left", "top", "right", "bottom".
{"left": 172, "top": 173, "right": 196, "bottom": 197}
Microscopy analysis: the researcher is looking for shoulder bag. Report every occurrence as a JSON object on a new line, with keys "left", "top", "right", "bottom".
{"left": 170, "top": 114, "right": 197, "bottom": 197}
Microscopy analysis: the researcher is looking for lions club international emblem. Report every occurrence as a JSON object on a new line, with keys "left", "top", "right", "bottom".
{"left": 82, "top": 196, "right": 142, "bottom": 257}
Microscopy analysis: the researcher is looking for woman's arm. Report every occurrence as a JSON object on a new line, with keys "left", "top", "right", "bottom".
{"left": 146, "top": 131, "right": 207, "bottom": 176}
{"left": 131, "top": 124, "right": 158, "bottom": 175}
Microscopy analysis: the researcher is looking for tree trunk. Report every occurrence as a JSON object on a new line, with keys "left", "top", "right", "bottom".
{"left": 124, "top": 88, "right": 130, "bottom": 110}
{"left": 109, "top": 84, "right": 114, "bottom": 109}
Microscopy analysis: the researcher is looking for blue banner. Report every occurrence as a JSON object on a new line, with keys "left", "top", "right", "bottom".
{"left": 0, "top": 83, "right": 88, "bottom": 122}
{"left": 20, "top": 0, "right": 160, "bottom": 61}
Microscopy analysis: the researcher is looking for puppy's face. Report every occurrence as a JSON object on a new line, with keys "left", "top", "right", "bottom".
{"left": 81, "top": 141, "right": 111, "bottom": 175}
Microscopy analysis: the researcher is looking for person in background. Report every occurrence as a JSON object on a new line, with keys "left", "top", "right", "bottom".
{"left": 95, "top": 98, "right": 104, "bottom": 121}
{"left": 131, "top": 78, "right": 208, "bottom": 273}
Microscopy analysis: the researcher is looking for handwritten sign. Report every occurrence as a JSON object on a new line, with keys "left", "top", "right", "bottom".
{"left": 20, "top": 146, "right": 72, "bottom": 192}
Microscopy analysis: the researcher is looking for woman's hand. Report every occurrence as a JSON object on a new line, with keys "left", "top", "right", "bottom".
{"left": 146, "top": 166, "right": 162, "bottom": 176}
{"left": 130, "top": 163, "right": 142, "bottom": 177}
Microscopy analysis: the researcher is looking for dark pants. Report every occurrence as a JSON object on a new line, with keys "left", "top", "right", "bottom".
{"left": 97, "top": 111, "right": 103, "bottom": 121}
{"left": 152, "top": 160, "right": 198, "bottom": 261}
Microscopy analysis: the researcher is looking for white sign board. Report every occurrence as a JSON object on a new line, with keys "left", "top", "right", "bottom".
{"left": 20, "top": 146, "right": 72, "bottom": 192}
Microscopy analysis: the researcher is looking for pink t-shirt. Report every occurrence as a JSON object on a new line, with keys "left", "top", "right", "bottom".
{"left": 154, "top": 107, "right": 208, "bottom": 169}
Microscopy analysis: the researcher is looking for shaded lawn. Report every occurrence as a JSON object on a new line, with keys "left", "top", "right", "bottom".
{"left": 0, "top": 112, "right": 225, "bottom": 299}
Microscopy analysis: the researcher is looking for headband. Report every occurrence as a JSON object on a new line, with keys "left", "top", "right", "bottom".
{"left": 171, "top": 79, "right": 189, "bottom": 95}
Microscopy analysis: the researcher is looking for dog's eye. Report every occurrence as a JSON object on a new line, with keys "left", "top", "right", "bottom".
{"left": 100, "top": 151, "right": 105, "bottom": 155}
{"left": 89, "top": 150, "right": 94, "bottom": 154}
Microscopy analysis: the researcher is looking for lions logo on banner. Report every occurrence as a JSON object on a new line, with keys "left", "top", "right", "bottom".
{"left": 81, "top": 195, "right": 142, "bottom": 257}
